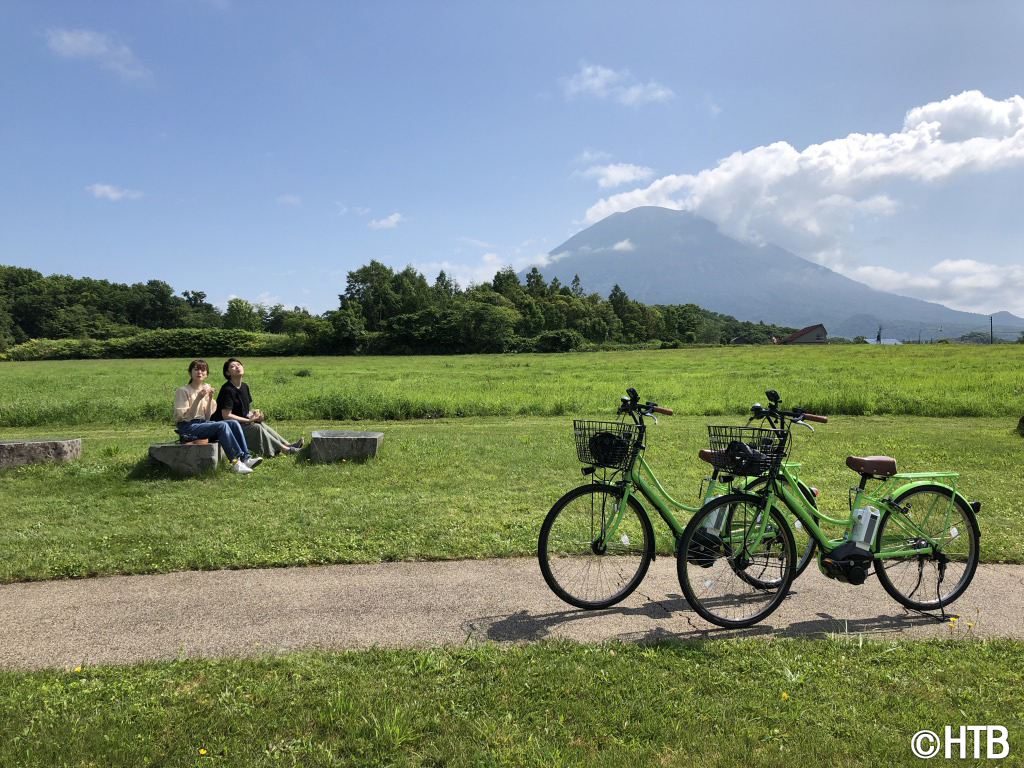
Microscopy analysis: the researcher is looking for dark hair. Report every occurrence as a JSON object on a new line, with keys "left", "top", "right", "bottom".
{"left": 187, "top": 359, "right": 208, "bottom": 381}
{"left": 223, "top": 357, "right": 243, "bottom": 380}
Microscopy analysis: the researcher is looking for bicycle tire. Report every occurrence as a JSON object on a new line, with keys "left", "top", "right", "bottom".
{"left": 742, "top": 476, "right": 819, "bottom": 578}
{"left": 538, "top": 484, "right": 655, "bottom": 610}
{"left": 677, "top": 493, "right": 796, "bottom": 628}
{"left": 874, "top": 484, "right": 980, "bottom": 611}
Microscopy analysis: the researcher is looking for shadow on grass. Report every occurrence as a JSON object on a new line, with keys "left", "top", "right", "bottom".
{"left": 125, "top": 458, "right": 217, "bottom": 482}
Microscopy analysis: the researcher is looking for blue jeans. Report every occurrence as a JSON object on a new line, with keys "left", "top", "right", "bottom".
{"left": 176, "top": 419, "right": 250, "bottom": 462}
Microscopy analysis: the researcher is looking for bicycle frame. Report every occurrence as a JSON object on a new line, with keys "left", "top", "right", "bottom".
{"left": 757, "top": 466, "right": 967, "bottom": 559}
{"left": 583, "top": 455, "right": 704, "bottom": 554}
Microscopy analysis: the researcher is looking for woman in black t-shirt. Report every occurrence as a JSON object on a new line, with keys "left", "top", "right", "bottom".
{"left": 215, "top": 358, "right": 303, "bottom": 457}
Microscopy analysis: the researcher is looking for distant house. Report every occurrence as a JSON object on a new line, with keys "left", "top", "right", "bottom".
{"left": 777, "top": 324, "right": 827, "bottom": 345}
{"left": 866, "top": 338, "right": 903, "bottom": 345}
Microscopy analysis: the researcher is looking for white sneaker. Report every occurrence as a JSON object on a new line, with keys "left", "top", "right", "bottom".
{"left": 244, "top": 456, "right": 263, "bottom": 469}
{"left": 230, "top": 460, "right": 254, "bottom": 474}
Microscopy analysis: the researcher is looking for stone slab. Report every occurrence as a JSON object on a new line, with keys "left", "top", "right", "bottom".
{"left": 0, "top": 438, "right": 82, "bottom": 468}
{"left": 310, "top": 430, "right": 383, "bottom": 463}
{"left": 148, "top": 442, "right": 222, "bottom": 475}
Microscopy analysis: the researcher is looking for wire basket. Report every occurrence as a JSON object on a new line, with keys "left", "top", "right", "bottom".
{"left": 705, "top": 425, "right": 790, "bottom": 477}
{"left": 573, "top": 420, "right": 644, "bottom": 470}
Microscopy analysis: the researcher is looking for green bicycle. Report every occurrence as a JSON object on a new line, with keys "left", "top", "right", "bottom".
{"left": 537, "top": 388, "right": 819, "bottom": 610}
{"left": 678, "top": 390, "right": 982, "bottom": 628}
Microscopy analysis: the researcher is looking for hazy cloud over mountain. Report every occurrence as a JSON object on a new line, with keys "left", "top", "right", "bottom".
{"left": 584, "top": 91, "right": 1024, "bottom": 315}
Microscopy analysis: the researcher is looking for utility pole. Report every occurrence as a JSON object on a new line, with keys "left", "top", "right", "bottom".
{"left": 991, "top": 316, "right": 994, "bottom": 344}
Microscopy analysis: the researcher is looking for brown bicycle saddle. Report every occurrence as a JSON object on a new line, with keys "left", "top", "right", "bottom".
{"left": 845, "top": 455, "right": 897, "bottom": 477}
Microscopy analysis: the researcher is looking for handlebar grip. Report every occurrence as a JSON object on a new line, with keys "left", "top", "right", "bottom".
{"left": 652, "top": 406, "right": 673, "bottom": 416}
{"left": 802, "top": 413, "right": 827, "bottom": 423}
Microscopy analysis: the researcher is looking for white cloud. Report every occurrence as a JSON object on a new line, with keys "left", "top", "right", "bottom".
{"left": 612, "top": 239, "right": 635, "bottom": 252}
{"left": 416, "top": 248, "right": 553, "bottom": 289}
{"left": 369, "top": 212, "right": 403, "bottom": 229}
{"left": 86, "top": 183, "right": 142, "bottom": 201}
{"left": 576, "top": 148, "right": 612, "bottom": 164}
{"left": 851, "top": 259, "right": 1024, "bottom": 316}
{"left": 584, "top": 90, "right": 1024, "bottom": 281}
{"left": 46, "top": 28, "right": 152, "bottom": 83}
{"left": 457, "top": 236, "right": 497, "bottom": 249}
{"left": 563, "top": 62, "right": 673, "bottom": 107}
{"left": 277, "top": 194, "right": 302, "bottom": 206}
{"left": 580, "top": 163, "right": 655, "bottom": 189}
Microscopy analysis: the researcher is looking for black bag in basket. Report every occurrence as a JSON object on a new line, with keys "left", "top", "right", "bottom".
{"left": 589, "top": 431, "right": 630, "bottom": 467}
{"left": 726, "top": 440, "right": 764, "bottom": 474}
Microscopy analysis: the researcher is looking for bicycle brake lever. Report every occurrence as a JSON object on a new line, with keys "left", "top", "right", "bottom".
{"left": 795, "top": 420, "right": 815, "bottom": 432}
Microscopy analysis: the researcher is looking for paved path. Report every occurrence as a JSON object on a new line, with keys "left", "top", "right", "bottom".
{"left": 1, "top": 559, "right": 1021, "bottom": 670}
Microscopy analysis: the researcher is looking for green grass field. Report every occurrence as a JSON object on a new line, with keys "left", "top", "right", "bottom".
{"left": 0, "top": 414, "right": 1022, "bottom": 583}
{"left": 1, "top": 639, "right": 1021, "bottom": 767}
{"left": 2, "top": 345, "right": 1023, "bottom": 427}
{"left": 2, "top": 347, "right": 1022, "bottom": 766}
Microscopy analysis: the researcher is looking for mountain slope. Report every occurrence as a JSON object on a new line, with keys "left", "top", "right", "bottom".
{"left": 535, "top": 207, "right": 1022, "bottom": 340}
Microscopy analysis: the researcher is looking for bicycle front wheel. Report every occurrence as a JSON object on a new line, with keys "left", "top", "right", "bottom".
{"left": 677, "top": 493, "right": 796, "bottom": 628}
{"left": 538, "top": 484, "right": 654, "bottom": 609}
{"left": 742, "top": 476, "right": 818, "bottom": 578}
{"left": 874, "top": 485, "right": 979, "bottom": 611}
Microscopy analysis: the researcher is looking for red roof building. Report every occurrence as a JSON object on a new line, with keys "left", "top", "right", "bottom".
{"left": 777, "top": 324, "right": 827, "bottom": 344}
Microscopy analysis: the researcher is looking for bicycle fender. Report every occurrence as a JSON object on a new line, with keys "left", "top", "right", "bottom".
{"left": 887, "top": 481, "right": 982, "bottom": 539}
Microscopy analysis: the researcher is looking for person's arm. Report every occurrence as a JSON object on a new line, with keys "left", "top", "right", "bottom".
{"left": 220, "top": 407, "right": 253, "bottom": 423}
{"left": 173, "top": 387, "right": 190, "bottom": 424}
{"left": 199, "top": 388, "right": 216, "bottom": 419}
{"left": 175, "top": 386, "right": 215, "bottom": 423}
{"left": 218, "top": 384, "right": 254, "bottom": 423}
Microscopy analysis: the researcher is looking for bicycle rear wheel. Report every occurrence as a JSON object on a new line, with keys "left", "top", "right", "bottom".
{"left": 677, "top": 493, "right": 795, "bottom": 628}
{"left": 538, "top": 485, "right": 654, "bottom": 609}
{"left": 874, "top": 485, "right": 979, "bottom": 610}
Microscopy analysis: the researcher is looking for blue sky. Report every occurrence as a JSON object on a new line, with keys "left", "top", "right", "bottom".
{"left": 4, "top": 1, "right": 1024, "bottom": 317}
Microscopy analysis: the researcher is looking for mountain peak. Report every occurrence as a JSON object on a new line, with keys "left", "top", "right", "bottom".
{"left": 534, "top": 206, "right": 1023, "bottom": 339}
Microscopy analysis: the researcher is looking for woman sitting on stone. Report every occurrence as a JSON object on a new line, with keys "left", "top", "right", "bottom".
{"left": 215, "top": 358, "right": 303, "bottom": 457}
{"left": 173, "top": 359, "right": 261, "bottom": 474}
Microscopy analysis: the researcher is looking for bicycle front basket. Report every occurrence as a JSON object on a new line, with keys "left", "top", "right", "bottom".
{"left": 706, "top": 425, "right": 789, "bottom": 477}
{"left": 573, "top": 420, "right": 643, "bottom": 470}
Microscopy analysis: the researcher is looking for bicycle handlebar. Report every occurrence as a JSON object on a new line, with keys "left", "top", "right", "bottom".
{"left": 749, "top": 394, "right": 827, "bottom": 427}
{"left": 618, "top": 389, "right": 672, "bottom": 418}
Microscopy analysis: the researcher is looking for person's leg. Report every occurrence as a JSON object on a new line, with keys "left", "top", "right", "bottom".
{"left": 184, "top": 421, "right": 244, "bottom": 461}
{"left": 223, "top": 420, "right": 251, "bottom": 459}
{"left": 243, "top": 422, "right": 287, "bottom": 457}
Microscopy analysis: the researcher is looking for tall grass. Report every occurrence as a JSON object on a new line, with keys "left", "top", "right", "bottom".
{"left": 1, "top": 345, "right": 1023, "bottom": 427}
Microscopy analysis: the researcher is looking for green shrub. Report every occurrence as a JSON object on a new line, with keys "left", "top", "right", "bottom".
{"left": 534, "top": 329, "right": 584, "bottom": 353}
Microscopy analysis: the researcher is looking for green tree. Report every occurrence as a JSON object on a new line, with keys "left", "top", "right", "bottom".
{"left": 491, "top": 266, "right": 524, "bottom": 301}
{"left": 524, "top": 267, "right": 547, "bottom": 298}
{"left": 432, "top": 270, "right": 460, "bottom": 304}
{"left": 223, "top": 298, "right": 262, "bottom": 331}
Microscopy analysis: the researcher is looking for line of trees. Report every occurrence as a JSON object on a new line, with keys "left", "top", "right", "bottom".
{"left": 1, "top": 262, "right": 800, "bottom": 358}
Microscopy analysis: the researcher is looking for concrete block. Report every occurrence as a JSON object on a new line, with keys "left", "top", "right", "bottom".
{"left": 0, "top": 438, "right": 82, "bottom": 468}
{"left": 310, "top": 430, "right": 383, "bottom": 463}
{"left": 148, "top": 442, "right": 222, "bottom": 475}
